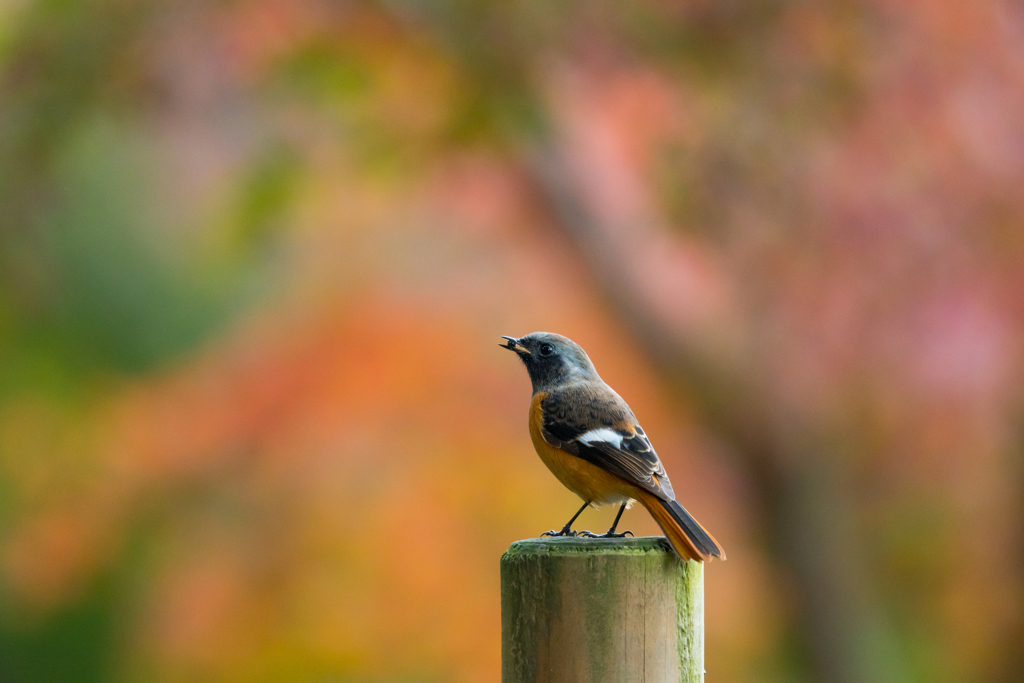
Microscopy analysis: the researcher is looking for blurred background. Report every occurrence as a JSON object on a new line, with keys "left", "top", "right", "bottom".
{"left": 1, "top": 1, "right": 1023, "bottom": 682}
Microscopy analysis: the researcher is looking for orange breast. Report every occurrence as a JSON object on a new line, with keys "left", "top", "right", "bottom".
{"left": 528, "top": 393, "right": 637, "bottom": 506}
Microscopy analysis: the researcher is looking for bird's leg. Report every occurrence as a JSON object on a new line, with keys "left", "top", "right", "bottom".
{"left": 602, "top": 502, "right": 634, "bottom": 537}
{"left": 541, "top": 501, "right": 590, "bottom": 537}
{"left": 578, "top": 503, "right": 633, "bottom": 538}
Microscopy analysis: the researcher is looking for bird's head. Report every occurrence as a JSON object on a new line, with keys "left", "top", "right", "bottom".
{"left": 500, "top": 332, "right": 599, "bottom": 392}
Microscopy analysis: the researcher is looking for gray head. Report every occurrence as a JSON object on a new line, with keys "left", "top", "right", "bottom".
{"left": 500, "top": 332, "right": 600, "bottom": 393}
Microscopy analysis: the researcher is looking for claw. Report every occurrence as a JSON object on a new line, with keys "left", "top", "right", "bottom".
{"left": 578, "top": 529, "right": 634, "bottom": 539}
{"left": 540, "top": 525, "right": 577, "bottom": 537}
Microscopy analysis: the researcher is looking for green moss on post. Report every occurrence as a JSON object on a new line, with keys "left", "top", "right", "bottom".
{"left": 501, "top": 536, "right": 704, "bottom": 683}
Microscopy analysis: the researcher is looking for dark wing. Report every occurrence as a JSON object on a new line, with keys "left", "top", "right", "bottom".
{"left": 540, "top": 392, "right": 676, "bottom": 501}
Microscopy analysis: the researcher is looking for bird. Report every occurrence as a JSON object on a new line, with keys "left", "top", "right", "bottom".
{"left": 501, "top": 332, "right": 725, "bottom": 562}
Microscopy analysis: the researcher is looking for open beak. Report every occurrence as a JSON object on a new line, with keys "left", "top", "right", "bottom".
{"left": 500, "top": 335, "right": 529, "bottom": 354}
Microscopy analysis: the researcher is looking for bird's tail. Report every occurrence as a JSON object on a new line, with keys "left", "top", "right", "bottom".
{"left": 638, "top": 491, "right": 726, "bottom": 562}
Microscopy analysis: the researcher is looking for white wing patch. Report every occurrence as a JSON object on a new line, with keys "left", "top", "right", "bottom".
{"left": 577, "top": 428, "right": 624, "bottom": 449}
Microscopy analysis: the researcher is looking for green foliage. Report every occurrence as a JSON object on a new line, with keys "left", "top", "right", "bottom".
{"left": 25, "top": 119, "right": 228, "bottom": 374}
{"left": 0, "top": 575, "right": 118, "bottom": 683}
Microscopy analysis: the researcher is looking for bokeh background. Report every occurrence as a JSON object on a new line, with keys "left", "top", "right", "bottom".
{"left": 2, "top": 1, "right": 1024, "bottom": 682}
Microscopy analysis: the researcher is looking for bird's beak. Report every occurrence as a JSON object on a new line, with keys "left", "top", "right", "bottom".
{"left": 500, "top": 335, "right": 530, "bottom": 354}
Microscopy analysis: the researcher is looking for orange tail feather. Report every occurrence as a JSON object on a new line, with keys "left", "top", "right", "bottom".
{"left": 638, "top": 490, "right": 726, "bottom": 562}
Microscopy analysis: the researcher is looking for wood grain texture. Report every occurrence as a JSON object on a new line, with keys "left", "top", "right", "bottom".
{"left": 501, "top": 536, "right": 703, "bottom": 683}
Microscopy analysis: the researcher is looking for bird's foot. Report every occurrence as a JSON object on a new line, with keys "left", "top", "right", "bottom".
{"left": 578, "top": 529, "right": 634, "bottom": 538}
{"left": 540, "top": 525, "right": 578, "bottom": 538}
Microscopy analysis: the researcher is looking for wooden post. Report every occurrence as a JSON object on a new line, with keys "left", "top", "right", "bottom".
{"left": 501, "top": 536, "right": 704, "bottom": 683}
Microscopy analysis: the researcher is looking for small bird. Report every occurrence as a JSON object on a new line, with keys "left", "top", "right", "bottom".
{"left": 502, "top": 332, "right": 725, "bottom": 562}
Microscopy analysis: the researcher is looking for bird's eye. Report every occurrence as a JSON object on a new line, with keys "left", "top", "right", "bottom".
{"left": 539, "top": 343, "right": 555, "bottom": 357}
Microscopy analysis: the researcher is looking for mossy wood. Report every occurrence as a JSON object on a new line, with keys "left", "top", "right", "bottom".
{"left": 501, "top": 536, "right": 703, "bottom": 683}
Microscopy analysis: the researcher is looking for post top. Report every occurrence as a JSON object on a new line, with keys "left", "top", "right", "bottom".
{"left": 503, "top": 535, "right": 675, "bottom": 558}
